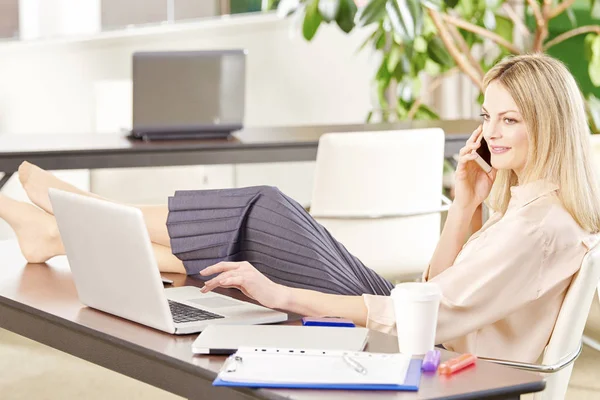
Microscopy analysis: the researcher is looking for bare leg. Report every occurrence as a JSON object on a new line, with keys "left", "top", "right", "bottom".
{"left": 0, "top": 194, "right": 64, "bottom": 263}
{"left": 18, "top": 161, "right": 172, "bottom": 247}
{"left": 18, "top": 161, "right": 104, "bottom": 214}
{"left": 0, "top": 194, "right": 185, "bottom": 273}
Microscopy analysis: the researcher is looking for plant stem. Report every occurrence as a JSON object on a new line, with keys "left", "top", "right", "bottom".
{"left": 549, "top": 0, "right": 577, "bottom": 18}
{"left": 526, "top": 0, "right": 544, "bottom": 28}
{"left": 530, "top": 0, "right": 549, "bottom": 52}
{"left": 543, "top": 25, "right": 600, "bottom": 51}
{"left": 441, "top": 13, "right": 521, "bottom": 54}
{"left": 448, "top": 24, "right": 485, "bottom": 79}
{"left": 501, "top": 3, "right": 530, "bottom": 39}
{"left": 407, "top": 68, "right": 459, "bottom": 120}
{"left": 428, "top": 9, "right": 484, "bottom": 91}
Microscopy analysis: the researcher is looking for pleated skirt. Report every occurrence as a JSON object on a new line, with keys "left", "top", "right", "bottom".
{"left": 166, "top": 186, "right": 394, "bottom": 296}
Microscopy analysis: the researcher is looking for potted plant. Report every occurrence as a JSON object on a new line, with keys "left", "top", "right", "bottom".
{"left": 267, "top": 0, "right": 600, "bottom": 134}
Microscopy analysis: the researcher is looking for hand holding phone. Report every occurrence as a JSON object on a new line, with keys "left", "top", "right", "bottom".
{"left": 453, "top": 125, "right": 496, "bottom": 209}
{"left": 474, "top": 136, "right": 492, "bottom": 173}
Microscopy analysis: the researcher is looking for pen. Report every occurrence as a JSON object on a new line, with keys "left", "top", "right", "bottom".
{"left": 438, "top": 353, "right": 477, "bottom": 375}
{"left": 342, "top": 353, "right": 367, "bottom": 375}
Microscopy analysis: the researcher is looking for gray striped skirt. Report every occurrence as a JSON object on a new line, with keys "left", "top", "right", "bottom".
{"left": 166, "top": 186, "right": 394, "bottom": 296}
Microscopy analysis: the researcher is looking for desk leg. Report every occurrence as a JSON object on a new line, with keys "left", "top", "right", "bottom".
{"left": 0, "top": 172, "right": 14, "bottom": 191}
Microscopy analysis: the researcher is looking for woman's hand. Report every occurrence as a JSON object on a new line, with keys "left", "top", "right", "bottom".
{"left": 199, "top": 261, "right": 288, "bottom": 310}
{"left": 453, "top": 125, "right": 496, "bottom": 210}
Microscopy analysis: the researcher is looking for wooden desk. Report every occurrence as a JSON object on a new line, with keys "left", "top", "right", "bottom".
{"left": 0, "top": 120, "right": 479, "bottom": 190}
{"left": 0, "top": 241, "right": 544, "bottom": 399}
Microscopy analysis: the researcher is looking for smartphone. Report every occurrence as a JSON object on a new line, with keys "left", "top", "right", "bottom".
{"left": 475, "top": 137, "right": 493, "bottom": 173}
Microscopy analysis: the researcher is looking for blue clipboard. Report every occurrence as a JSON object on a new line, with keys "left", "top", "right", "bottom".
{"left": 213, "top": 358, "right": 423, "bottom": 391}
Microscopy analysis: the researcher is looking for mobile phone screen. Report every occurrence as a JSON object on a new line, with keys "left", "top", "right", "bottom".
{"left": 476, "top": 137, "right": 491, "bottom": 165}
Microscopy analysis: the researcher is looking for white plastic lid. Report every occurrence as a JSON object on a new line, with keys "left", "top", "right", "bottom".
{"left": 391, "top": 282, "right": 442, "bottom": 302}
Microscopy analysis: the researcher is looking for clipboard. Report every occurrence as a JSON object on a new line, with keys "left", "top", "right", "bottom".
{"left": 213, "top": 347, "right": 423, "bottom": 391}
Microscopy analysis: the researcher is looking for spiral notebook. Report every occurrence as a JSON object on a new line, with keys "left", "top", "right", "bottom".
{"left": 213, "top": 347, "right": 423, "bottom": 391}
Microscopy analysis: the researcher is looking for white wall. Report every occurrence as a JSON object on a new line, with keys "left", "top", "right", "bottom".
{"left": 0, "top": 13, "right": 375, "bottom": 238}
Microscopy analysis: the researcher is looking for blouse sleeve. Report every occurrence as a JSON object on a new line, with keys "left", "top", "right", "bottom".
{"left": 363, "top": 217, "right": 546, "bottom": 343}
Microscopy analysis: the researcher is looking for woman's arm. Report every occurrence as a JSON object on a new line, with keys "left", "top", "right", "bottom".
{"left": 279, "top": 287, "right": 368, "bottom": 326}
{"left": 427, "top": 125, "right": 495, "bottom": 279}
{"left": 200, "top": 261, "right": 368, "bottom": 325}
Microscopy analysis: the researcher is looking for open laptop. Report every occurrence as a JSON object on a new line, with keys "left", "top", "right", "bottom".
{"left": 49, "top": 188, "right": 287, "bottom": 335}
{"left": 129, "top": 50, "right": 246, "bottom": 140}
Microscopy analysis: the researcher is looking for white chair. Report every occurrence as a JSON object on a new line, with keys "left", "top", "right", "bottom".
{"left": 309, "top": 129, "right": 450, "bottom": 281}
{"left": 582, "top": 286, "right": 600, "bottom": 352}
{"left": 481, "top": 243, "right": 600, "bottom": 400}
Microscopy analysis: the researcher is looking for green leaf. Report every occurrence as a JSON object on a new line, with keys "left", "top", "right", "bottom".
{"left": 423, "top": 13, "right": 437, "bottom": 36}
{"left": 385, "top": 1, "right": 411, "bottom": 42}
{"left": 357, "top": 0, "right": 386, "bottom": 26}
{"left": 265, "top": 0, "right": 280, "bottom": 11}
{"left": 483, "top": 9, "right": 496, "bottom": 31}
{"left": 566, "top": 7, "right": 577, "bottom": 28}
{"left": 303, "top": 0, "right": 323, "bottom": 40}
{"left": 387, "top": 46, "right": 403, "bottom": 71}
{"left": 397, "top": 79, "right": 413, "bottom": 103}
{"left": 476, "top": 91, "right": 484, "bottom": 105}
{"left": 422, "top": 0, "right": 443, "bottom": 10}
{"left": 366, "top": 110, "right": 374, "bottom": 123}
{"left": 318, "top": 0, "right": 339, "bottom": 22}
{"left": 358, "top": 27, "right": 380, "bottom": 51}
{"left": 584, "top": 33, "right": 597, "bottom": 62}
{"left": 444, "top": 0, "right": 460, "bottom": 8}
{"left": 593, "top": 35, "right": 600, "bottom": 56}
{"left": 590, "top": 58, "right": 600, "bottom": 86}
{"left": 336, "top": 0, "right": 357, "bottom": 32}
{"left": 457, "top": 0, "right": 476, "bottom": 19}
{"left": 592, "top": 0, "right": 600, "bottom": 19}
{"left": 375, "top": 28, "right": 387, "bottom": 49}
{"left": 414, "top": 36, "right": 428, "bottom": 52}
{"left": 424, "top": 58, "right": 442, "bottom": 75}
{"left": 406, "top": 0, "right": 424, "bottom": 36}
{"left": 277, "top": 0, "right": 302, "bottom": 17}
{"left": 428, "top": 37, "right": 454, "bottom": 67}
{"left": 587, "top": 94, "right": 600, "bottom": 133}
{"left": 494, "top": 14, "right": 513, "bottom": 43}
{"left": 414, "top": 103, "right": 440, "bottom": 120}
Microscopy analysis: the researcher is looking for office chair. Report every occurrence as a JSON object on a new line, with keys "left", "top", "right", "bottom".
{"left": 582, "top": 286, "right": 600, "bottom": 352}
{"left": 480, "top": 242, "right": 600, "bottom": 400}
{"left": 309, "top": 128, "right": 450, "bottom": 282}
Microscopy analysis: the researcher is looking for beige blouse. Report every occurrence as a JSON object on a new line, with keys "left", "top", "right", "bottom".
{"left": 363, "top": 180, "right": 599, "bottom": 363}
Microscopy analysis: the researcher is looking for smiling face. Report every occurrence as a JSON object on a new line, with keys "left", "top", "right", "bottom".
{"left": 481, "top": 81, "right": 529, "bottom": 179}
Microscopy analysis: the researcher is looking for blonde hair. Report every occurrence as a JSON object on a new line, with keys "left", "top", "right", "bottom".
{"left": 484, "top": 54, "right": 600, "bottom": 233}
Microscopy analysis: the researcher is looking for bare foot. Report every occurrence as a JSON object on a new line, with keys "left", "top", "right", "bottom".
{"left": 0, "top": 194, "right": 65, "bottom": 263}
{"left": 18, "top": 161, "right": 102, "bottom": 214}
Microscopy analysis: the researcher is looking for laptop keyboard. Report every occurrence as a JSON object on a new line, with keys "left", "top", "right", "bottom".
{"left": 168, "top": 300, "right": 225, "bottom": 323}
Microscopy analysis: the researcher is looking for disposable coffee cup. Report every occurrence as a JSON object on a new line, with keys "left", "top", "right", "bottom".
{"left": 391, "top": 282, "right": 442, "bottom": 355}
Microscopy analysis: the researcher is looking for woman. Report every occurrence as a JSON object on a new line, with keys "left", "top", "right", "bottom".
{"left": 1, "top": 54, "right": 599, "bottom": 363}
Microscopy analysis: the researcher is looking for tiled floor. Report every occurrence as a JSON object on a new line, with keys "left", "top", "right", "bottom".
{"left": 1, "top": 298, "right": 599, "bottom": 399}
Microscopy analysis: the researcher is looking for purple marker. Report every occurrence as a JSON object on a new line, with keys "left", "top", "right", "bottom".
{"left": 422, "top": 350, "right": 441, "bottom": 372}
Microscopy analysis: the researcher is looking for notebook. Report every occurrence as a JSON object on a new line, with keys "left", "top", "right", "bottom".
{"left": 192, "top": 325, "right": 369, "bottom": 355}
{"left": 213, "top": 347, "right": 423, "bottom": 391}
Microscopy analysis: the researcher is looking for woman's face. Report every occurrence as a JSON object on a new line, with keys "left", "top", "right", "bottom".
{"left": 481, "top": 81, "right": 529, "bottom": 179}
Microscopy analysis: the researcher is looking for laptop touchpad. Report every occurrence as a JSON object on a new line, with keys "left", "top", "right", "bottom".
{"left": 188, "top": 297, "right": 243, "bottom": 308}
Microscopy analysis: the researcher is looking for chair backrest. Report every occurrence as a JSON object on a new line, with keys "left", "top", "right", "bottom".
{"left": 535, "top": 243, "right": 600, "bottom": 399}
{"left": 310, "top": 129, "right": 445, "bottom": 280}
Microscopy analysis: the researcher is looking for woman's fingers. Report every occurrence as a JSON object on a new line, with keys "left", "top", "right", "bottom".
{"left": 219, "top": 276, "right": 244, "bottom": 288}
{"left": 466, "top": 125, "right": 483, "bottom": 144}
{"left": 459, "top": 142, "right": 481, "bottom": 156}
{"left": 200, "top": 261, "right": 243, "bottom": 276}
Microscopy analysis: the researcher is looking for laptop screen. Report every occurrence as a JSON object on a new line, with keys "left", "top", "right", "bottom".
{"left": 132, "top": 50, "right": 246, "bottom": 134}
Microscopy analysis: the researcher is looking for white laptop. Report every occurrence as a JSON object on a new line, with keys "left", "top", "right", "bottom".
{"left": 49, "top": 188, "right": 288, "bottom": 335}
